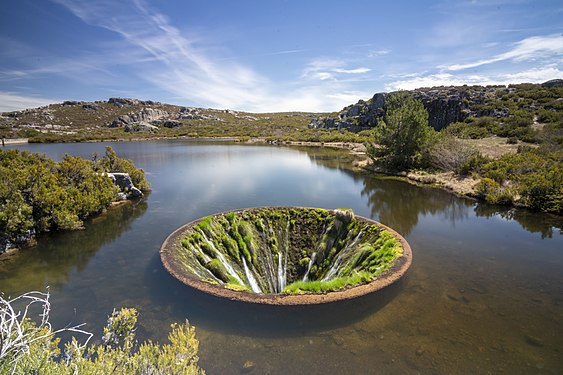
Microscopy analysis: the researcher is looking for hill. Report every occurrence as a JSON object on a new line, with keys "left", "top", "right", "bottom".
{"left": 0, "top": 98, "right": 317, "bottom": 143}
{"left": 310, "top": 80, "right": 563, "bottom": 143}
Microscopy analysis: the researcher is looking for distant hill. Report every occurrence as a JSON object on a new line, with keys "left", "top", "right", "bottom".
{"left": 0, "top": 98, "right": 316, "bottom": 142}
{"left": 1, "top": 80, "right": 561, "bottom": 143}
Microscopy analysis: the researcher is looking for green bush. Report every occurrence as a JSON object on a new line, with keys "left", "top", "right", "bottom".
{"left": 95, "top": 146, "right": 150, "bottom": 191}
{"left": 474, "top": 148, "right": 562, "bottom": 213}
{"left": 1, "top": 147, "right": 149, "bottom": 249}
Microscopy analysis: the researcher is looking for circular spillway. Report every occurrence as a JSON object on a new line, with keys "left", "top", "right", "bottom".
{"left": 160, "top": 207, "right": 412, "bottom": 305}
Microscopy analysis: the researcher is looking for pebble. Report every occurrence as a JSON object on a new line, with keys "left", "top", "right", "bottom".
{"left": 524, "top": 335, "right": 544, "bottom": 347}
{"left": 241, "top": 360, "right": 255, "bottom": 373}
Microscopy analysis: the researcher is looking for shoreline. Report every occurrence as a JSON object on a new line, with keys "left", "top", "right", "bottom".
{"left": 3, "top": 135, "right": 554, "bottom": 214}
{"left": 0, "top": 134, "right": 486, "bottom": 204}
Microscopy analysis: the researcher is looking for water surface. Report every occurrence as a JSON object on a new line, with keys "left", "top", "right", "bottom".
{"left": 1, "top": 140, "right": 562, "bottom": 374}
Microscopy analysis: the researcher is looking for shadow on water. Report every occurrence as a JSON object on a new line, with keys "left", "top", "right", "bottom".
{"left": 145, "top": 253, "right": 405, "bottom": 338}
{"left": 0, "top": 198, "right": 148, "bottom": 295}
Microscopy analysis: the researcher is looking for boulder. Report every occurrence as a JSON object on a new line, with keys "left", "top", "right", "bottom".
{"left": 155, "top": 119, "right": 183, "bottom": 128}
{"left": 82, "top": 103, "right": 100, "bottom": 110}
{"left": 124, "top": 122, "right": 159, "bottom": 133}
{"left": 106, "top": 173, "right": 143, "bottom": 198}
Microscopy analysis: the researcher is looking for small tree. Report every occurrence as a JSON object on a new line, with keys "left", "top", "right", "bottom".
{"left": 369, "top": 92, "right": 435, "bottom": 170}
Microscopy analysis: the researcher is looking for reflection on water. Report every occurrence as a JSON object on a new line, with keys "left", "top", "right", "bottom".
{"left": 1, "top": 140, "right": 562, "bottom": 374}
{"left": 0, "top": 199, "right": 148, "bottom": 295}
{"left": 475, "top": 203, "right": 563, "bottom": 239}
{"left": 360, "top": 177, "right": 472, "bottom": 236}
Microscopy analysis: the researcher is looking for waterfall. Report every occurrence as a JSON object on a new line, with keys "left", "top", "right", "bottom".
{"left": 260, "top": 231, "right": 278, "bottom": 293}
{"left": 302, "top": 252, "right": 316, "bottom": 281}
{"left": 322, "top": 230, "right": 363, "bottom": 281}
{"left": 277, "top": 252, "right": 286, "bottom": 291}
{"left": 242, "top": 257, "right": 262, "bottom": 293}
{"left": 202, "top": 234, "right": 244, "bottom": 285}
{"left": 276, "top": 221, "right": 290, "bottom": 291}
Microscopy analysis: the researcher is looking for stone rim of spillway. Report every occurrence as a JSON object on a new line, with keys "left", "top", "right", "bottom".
{"left": 160, "top": 207, "right": 412, "bottom": 305}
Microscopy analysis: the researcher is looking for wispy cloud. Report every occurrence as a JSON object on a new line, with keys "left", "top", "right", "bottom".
{"left": 265, "top": 49, "right": 305, "bottom": 56}
{"left": 48, "top": 0, "right": 366, "bottom": 112}
{"left": 443, "top": 34, "right": 563, "bottom": 71}
{"left": 0, "top": 92, "right": 58, "bottom": 112}
{"left": 301, "top": 58, "right": 371, "bottom": 81}
{"left": 52, "top": 0, "right": 270, "bottom": 110}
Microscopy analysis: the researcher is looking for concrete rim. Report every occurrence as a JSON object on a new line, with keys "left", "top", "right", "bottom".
{"left": 160, "top": 207, "right": 412, "bottom": 305}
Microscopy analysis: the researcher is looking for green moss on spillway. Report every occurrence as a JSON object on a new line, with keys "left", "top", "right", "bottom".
{"left": 175, "top": 207, "right": 403, "bottom": 294}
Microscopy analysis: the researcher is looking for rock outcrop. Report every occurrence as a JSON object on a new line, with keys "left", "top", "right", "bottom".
{"left": 178, "top": 107, "right": 223, "bottom": 121}
{"left": 106, "top": 172, "right": 143, "bottom": 199}
{"left": 109, "top": 108, "right": 169, "bottom": 128}
{"left": 108, "top": 97, "right": 158, "bottom": 108}
{"left": 310, "top": 85, "right": 517, "bottom": 131}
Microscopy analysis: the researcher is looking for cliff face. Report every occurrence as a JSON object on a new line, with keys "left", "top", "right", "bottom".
{"left": 309, "top": 83, "right": 560, "bottom": 132}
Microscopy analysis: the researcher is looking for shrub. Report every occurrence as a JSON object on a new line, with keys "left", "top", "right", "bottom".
{"left": 426, "top": 135, "right": 480, "bottom": 171}
{"left": 455, "top": 154, "right": 490, "bottom": 176}
{"left": 0, "top": 291, "right": 204, "bottom": 374}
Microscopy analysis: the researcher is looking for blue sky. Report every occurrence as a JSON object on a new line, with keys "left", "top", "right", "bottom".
{"left": 1, "top": 0, "right": 562, "bottom": 112}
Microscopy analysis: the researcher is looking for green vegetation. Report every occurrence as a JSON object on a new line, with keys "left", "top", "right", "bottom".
{"left": 0, "top": 147, "right": 149, "bottom": 250}
{"left": 0, "top": 291, "right": 204, "bottom": 374}
{"left": 466, "top": 147, "right": 563, "bottom": 214}
{"left": 282, "top": 272, "right": 373, "bottom": 294}
{"left": 367, "top": 92, "right": 437, "bottom": 170}
{"left": 171, "top": 208, "right": 404, "bottom": 294}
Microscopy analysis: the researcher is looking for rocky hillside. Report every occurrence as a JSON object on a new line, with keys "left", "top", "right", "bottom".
{"left": 309, "top": 79, "right": 563, "bottom": 132}
{"left": 0, "top": 98, "right": 316, "bottom": 142}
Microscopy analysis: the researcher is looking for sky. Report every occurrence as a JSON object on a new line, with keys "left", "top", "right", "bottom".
{"left": 0, "top": 0, "right": 562, "bottom": 113}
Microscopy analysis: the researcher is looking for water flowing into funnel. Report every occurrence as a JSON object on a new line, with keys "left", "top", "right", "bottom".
{"left": 161, "top": 207, "right": 411, "bottom": 304}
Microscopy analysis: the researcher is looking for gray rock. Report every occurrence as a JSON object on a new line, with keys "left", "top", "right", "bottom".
{"left": 124, "top": 122, "right": 159, "bottom": 133}
{"left": 155, "top": 119, "right": 183, "bottom": 128}
{"left": 106, "top": 173, "right": 143, "bottom": 198}
{"left": 109, "top": 108, "right": 168, "bottom": 128}
{"left": 541, "top": 79, "right": 563, "bottom": 88}
{"left": 82, "top": 103, "right": 100, "bottom": 110}
{"left": 308, "top": 85, "right": 513, "bottom": 132}
{"left": 62, "top": 100, "right": 81, "bottom": 106}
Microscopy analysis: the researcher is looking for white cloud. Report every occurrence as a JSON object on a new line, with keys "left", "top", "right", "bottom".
{"left": 0, "top": 92, "right": 58, "bottom": 112}
{"left": 53, "top": 0, "right": 270, "bottom": 110}
{"left": 385, "top": 65, "right": 563, "bottom": 91}
{"left": 301, "top": 58, "right": 371, "bottom": 82}
{"left": 333, "top": 68, "right": 371, "bottom": 74}
{"left": 444, "top": 34, "right": 563, "bottom": 71}
{"left": 48, "top": 0, "right": 368, "bottom": 112}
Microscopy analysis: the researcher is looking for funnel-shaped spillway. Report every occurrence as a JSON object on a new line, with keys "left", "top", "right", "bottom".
{"left": 160, "top": 207, "right": 412, "bottom": 305}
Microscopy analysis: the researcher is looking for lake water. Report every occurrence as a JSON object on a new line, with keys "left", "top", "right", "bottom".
{"left": 1, "top": 140, "right": 562, "bottom": 374}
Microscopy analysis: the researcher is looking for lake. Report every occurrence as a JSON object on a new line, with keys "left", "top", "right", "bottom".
{"left": 1, "top": 140, "right": 562, "bottom": 374}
